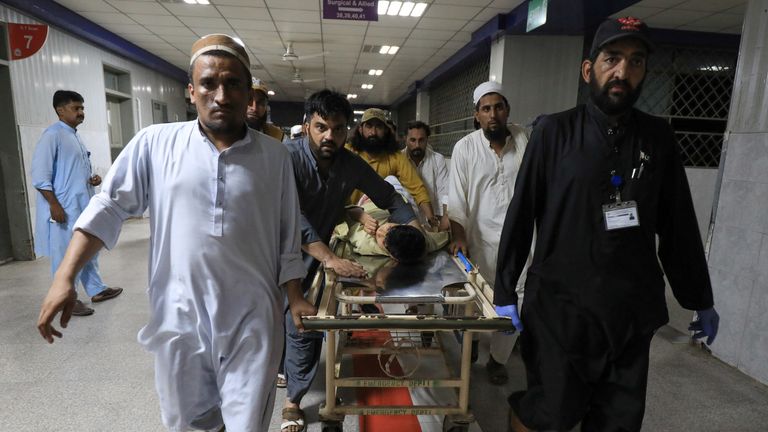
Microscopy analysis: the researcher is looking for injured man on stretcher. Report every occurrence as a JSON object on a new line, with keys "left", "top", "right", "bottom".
{"left": 332, "top": 177, "right": 459, "bottom": 312}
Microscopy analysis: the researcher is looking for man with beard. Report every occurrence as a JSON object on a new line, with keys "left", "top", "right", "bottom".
{"left": 37, "top": 34, "right": 316, "bottom": 432}
{"left": 347, "top": 108, "right": 437, "bottom": 227}
{"left": 404, "top": 120, "right": 450, "bottom": 231}
{"left": 494, "top": 18, "right": 719, "bottom": 432}
{"left": 448, "top": 81, "right": 529, "bottom": 385}
{"left": 281, "top": 90, "right": 418, "bottom": 432}
{"left": 246, "top": 77, "right": 285, "bottom": 141}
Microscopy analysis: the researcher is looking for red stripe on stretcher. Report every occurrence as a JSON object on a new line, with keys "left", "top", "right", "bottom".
{"left": 351, "top": 331, "right": 422, "bottom": 432}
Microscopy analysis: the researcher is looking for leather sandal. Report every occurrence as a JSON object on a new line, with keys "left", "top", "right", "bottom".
{"left": 91, "top": 287, "right": 123, "bottom": 303}
{"left": 71, "top": 300, "right": 94, "bottom": 316}
{"left": 281, "top": 407, "right": 305, "bottom": 432}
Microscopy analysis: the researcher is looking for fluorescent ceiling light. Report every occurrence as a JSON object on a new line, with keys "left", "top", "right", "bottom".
{"left": 353, "top": 110, "right": 365, "bottom": 114}
{"left": 267, "top": 90, "right": 275, "bottom": 96}
{"left": 387, "top": 1, "right": 402, "bottom": 16}
{"left": 368, "top": 69, "right": 383, "bottom": 76}
{"left": 378, "top": 1, "right": 389, "bottom": 15}
{"left": 361, "top": 84, "right": 373, "bottom": 89}
{"left": 399, "top": 2, "right": 415, "bottom": 16}
{"left": 375, "top": 70, "right": 383, "bottom": 76}
{"left": 380, "top": 45, "right": 390, "bottom": 54}
{"left": 197, "top": 0, "right": 210, "bottom": 4}
{"left": 183, "top": 0, "right": 196, "bottom": 4}
{"left": 348, "top": 94, "right": 358, "bottom": 99}
{"left": 387, "top": 46, "right": 399, "bottom": 54}
{"left": 411, "top": 3, "right": 427, "bottom": 17}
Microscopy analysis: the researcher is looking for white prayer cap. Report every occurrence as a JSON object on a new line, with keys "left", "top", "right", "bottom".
{"left": 473, "top": 81, "right": 507, "bottom": 106}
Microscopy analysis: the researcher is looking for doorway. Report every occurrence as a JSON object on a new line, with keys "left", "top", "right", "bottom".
{"left": 0, "top": 24, "right": 34, "bottom": 262}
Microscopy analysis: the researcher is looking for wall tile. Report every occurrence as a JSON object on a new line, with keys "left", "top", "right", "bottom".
{"left": 739, "top": 271, "right": 768, "bottom": 383}
{"left": 708, "top": 224, "right": 763, "bottom": 280}
{"left": 722, "top": 132, "right": 768, "bottom": 183}
{"left": 709, "top": 267, "right": 754, "bottom": 367}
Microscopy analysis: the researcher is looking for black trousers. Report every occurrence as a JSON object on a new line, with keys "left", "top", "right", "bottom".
{"left": 509, "top": 307, "right": 654, "bottom": 432}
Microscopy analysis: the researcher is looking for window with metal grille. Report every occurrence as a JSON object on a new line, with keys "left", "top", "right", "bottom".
{"left": 427, "top": 50, "right": 490, "bottom": 156}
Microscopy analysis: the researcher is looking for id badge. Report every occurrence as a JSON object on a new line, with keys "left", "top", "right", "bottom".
{"left": 603, "top": 200, "right": 640, "bottom": 231}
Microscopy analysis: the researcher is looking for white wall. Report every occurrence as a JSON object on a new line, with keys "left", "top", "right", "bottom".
{"left": 1, "top": 5, "right": 187, "bottom": 249}
{"left": 490, "top": 34, "right": 584, "bottom": 127}
{"left": 707, "top": 0, "right": 768, "bottom": 385}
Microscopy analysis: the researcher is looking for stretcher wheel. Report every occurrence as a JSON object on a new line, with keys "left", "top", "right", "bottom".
{"left": 321, "top": 421, "right": 343, "bottom": 432}
{"left": 442, "top": 416, "right": 471, "bottom": 432}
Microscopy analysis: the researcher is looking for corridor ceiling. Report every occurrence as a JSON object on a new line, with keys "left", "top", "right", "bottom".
{"left": 49, "top": 0, "right": 746, "bottom": 105}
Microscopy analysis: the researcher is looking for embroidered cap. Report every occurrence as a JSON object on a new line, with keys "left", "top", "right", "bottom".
{"left": 190, "top": 34, "right": 250, "bottom": 71}
{"left": 590, "top": 17, "right": 654, "bottom": 58}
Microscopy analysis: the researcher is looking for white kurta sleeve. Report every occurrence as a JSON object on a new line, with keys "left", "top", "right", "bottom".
{"left": 278, "top": 154, "right": 307, "bottom": 286}
{"left": 74, "top": 129, "right": 152, "bottom": 250}
{"left": 448, "top": 138, "right": 470, "bottom": 229}
{"left": 435, "top": 153, "right": 450, "bottom": 214}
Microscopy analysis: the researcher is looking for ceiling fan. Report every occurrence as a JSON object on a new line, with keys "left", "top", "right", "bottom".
{"left": 282, "top": 41, "right": 329, "bottom": 62}
{"left": 291, "top": 68, "right": 323, "bottom": 84}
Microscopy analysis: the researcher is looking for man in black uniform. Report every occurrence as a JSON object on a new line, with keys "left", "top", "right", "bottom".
{"left": 494, "top": 17, "right": 720, "bottom": 432}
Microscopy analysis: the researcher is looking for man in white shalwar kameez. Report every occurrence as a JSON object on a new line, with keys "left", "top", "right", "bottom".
{"left": 37, "top": 34, "right": 316, "bottom": 432}
{"left": 448, "top": 81, "right": 529, "bottom": 386}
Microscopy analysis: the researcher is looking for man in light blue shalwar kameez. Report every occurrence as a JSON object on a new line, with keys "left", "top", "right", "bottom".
{"left": 31, "top": 90, "right": 123, "bottom": 316}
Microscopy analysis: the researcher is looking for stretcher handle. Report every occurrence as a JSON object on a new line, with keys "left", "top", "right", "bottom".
{"left": 456, "top": 251, "right": 472, "bottom": 272}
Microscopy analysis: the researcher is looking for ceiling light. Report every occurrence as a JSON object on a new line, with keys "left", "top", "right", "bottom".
{"left": 399, "top": 2, "right": 415, "bottom": 16}
{"left": 387, "top": 46, "right": 399, "bottom": 54}
{"left": 387, "top": 1, "right": 402, "bottom": 16}
{"left": 411, "top": 3, "right": 427, "bottom": 17}
{"left": 267, "top": 90, "right": 275, "bottom": 96}
{"left": 378, "top": 1, "right": 389, "bottom": 15}
{"left": 348, "top": 94, "right": 358, "bottom": 99}
{"left": 380, "top": 45, "right": 390, "bottom": 54}
{"left": 375, "top": 70, "right": 383, "bottom": 76}
{"left": 197, "top": 0, "right": 210, "bottom": 4}
{"left": 361, "top": 84, "right": 373, "bottom": 89}
{"left": 183, "top": 0, "right": 196, "bottom": 3}
{"left": 354, "top": 110, "right": 365, "bottom": 115}
{"left": 368, "top": 69, "right": 383, "bottom": 76}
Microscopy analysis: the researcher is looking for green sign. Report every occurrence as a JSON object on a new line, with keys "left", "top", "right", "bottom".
{"left": 527, "top": 0, "right": 548, "bottom": 32}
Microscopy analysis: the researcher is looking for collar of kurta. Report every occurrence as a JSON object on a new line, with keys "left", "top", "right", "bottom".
{"left": 196, "top": 121, "right": 251, "bottom": 152}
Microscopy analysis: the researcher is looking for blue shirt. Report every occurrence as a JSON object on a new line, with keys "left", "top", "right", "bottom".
{"left": 31, "top": 121, "right": 93, "bottom": 257}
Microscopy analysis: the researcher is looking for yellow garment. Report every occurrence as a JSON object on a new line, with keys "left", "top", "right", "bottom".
{"left": 336, "top": 201, "right": 448, "bottom": 257}
{"left": 263, "top": 123, "right": 284, "bottom": 141}
{"left": 345, "top": 144, "right": 431, "bottom": 207}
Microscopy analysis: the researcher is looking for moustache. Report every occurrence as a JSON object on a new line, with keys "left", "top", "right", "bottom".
{"left": 605, "top": 79, "right": 631, "bottom": 92}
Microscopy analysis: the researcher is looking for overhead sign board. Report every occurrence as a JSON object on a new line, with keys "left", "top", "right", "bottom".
{"left": 8, "top": 23, "right": 49, "bottom": 60}
{"left": 526, "top": 0, "right": 548, "bottom": 32}
{"left": 323, "top": 0, "right": 378, "bottom": 21}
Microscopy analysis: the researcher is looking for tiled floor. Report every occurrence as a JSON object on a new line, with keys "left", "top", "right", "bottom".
{"left": 2, "top": 218, "right": 767, "bottom": 431}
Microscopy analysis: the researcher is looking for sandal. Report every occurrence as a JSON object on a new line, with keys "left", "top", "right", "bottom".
{"left": 486, "top": 357, "right": 508, "bottom": 385}
{"left": 276, "top": 373, "right": 287, "bottom": 388}
{"left": 281, "top": 407, "right": 306, "bottom": 432}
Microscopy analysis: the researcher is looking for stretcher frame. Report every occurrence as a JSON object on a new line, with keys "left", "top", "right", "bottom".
{"left": 301, "top": 240, "right": 514, "bottom": 432}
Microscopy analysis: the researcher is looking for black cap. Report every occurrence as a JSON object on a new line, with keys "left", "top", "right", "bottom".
{"left": 590, "top": 17, "right": 654, "bottom": 58}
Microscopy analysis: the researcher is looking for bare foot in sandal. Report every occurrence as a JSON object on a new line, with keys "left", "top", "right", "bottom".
{"left": 281, "top": 406, "right": 305, "bottom": 432}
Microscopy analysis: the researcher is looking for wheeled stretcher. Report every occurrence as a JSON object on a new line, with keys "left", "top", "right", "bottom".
{"left": 301, "top": 240, "right": 514, "bottom": 432}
